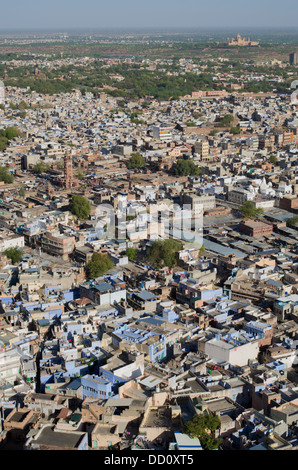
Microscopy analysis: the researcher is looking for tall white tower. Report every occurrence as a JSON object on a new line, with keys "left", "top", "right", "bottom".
{"left": 0, "top": 81, "right": 5, "bottom": 106}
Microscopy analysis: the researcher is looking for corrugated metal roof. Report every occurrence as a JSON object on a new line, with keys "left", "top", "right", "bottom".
{"left": 56, "top": 408, "right": 69, "bottom": 420}
{"left": 174, "top": 431, "right": 202, "bottom": 450}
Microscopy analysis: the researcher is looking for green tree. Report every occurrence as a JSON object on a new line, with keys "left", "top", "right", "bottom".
{"left": 127, "top": 153, "right": 145, "bottom": 169}
{"left": 0, "top": 138, "right": 8, "bottom": 152}
{"left": 240, "top": 201, "right": 264, "bottom": 219}
{"left": 76, "top": 170, "right": 86, "bottom": 180}
{"left": 269, "top": 155, "right": 278, "bottom": 165}
{"left": 18, "top": 186, "right": 26, "bottom": 198}
{"left": 184, "top": 413, "right": 221, "bottom": 450}
{"left": 3, "top": 246, "right": 23, "bottom": 264}
{"left": 192, "top": 111, "right": 203, "bottom": 119}
{"left": 148, "top": 239, "right": 182, "bottom": 269}
{"left": 230, "top": 126, "right": 241, "bottom": 135}
{"left": 69, "top": 194, "right": 91, "bottom": 220}
{"left": 33, "top": 162, "right": 50, "bottom": 174}
{"left": 0, "top": 165, "right": 14, "bottom": 184}
{"left": 217, "top": 114, "right": 234, "bottom": 126}
{"left": 288, "top": 215, "right": 298, "bottom": 227}
{"left": 18, "top": 100, "right": 29, "bottom": 110}
{"left": 199, "top": 244, "right": 205, "bottom": 255}
{"left": 174, "top": 159, "right": 201, "bottom": 177}
{"left": 126, "top": 247, "right": 137, "bottom": 260}
{"left": 5, "top": 127, "right": 20, "bottom": 140}
{"left": 86, "top": 252, "right": 114, "bottom": 280}
{"left": 0, "top": 126, "right": 20, "bottom": 152}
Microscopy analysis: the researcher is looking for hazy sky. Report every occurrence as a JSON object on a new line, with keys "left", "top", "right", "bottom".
{"left": 1, "top": 0, "right": 298, "bottom": 31}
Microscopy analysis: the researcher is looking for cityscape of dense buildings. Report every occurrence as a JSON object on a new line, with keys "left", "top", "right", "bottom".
{"left": 0, "top": 29, "right": 298, "bottom": 453}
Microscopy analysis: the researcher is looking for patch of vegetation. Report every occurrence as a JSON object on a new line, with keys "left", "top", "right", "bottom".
{"left": 184, "top": 413, "right": 222, "bottom": 450}
{"left": 240, "top": 201, "right": 264, "bottom": 219}
{"left": 127, "top": 153, "right": 146, "bottom": 169}
{"left": 174, "top": 158, "right": 201, "bottom": 177}
{"left": 69, "top": 194, "right": 91, "bottom": 220}
{"left": 86, "top": 252, "right": 114, "bottom": 280}
{"left": 0, "top": 165, "right": 13, "bottom": 184}
{"left": 148, "top": 238, "right": 182, "bottom": 269}
{"left": 3, "top": 246, "right": 23, "bottom": 264}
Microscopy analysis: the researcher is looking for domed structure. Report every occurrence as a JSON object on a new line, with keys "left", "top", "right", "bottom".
{"left": 260, "top": 177, "right": 268, "bottom": 193}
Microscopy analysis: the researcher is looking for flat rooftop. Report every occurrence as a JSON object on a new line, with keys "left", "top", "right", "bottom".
{"left": 8, "top": 411, "right": 30, "bottom": 423}
{"left": 204, "top": 398, "right": 236, "bottom": 414}
{"left": 142, "top": 407, "right": 172, "bottom": 428}
{"left": 240, "top": 220, "right": 272, "bottom": 228}
{"left": 32, "top": 425, "right": 86, "bottom": 449}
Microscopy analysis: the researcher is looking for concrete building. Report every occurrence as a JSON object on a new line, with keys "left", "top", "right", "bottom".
{"left": 271, "top": 399, "right": 298, "bottom": 425}
{"left": 79, "top": 278, "right": 126, "bottom": 307}
{"left": 41, "top": 231, "right": 75, "bottom": 259}
{"left": 4, "top": 408, "right": 41, "bottom": 441}
{"left": 182, "top": 193, "right": 215, "bottom": 212}
{"left": 0, "top": 229, "right": 24, "bottom": 252}
{"left": 227, "top": 188, "right": 254, "bottom": 205}
{"left": 112, "top": 325, "right": 167, "bottom": 362}
{"left": 81, "top": 374, "right": 113, "bottom": 400}
{"left": 199, "top": 331, "right": 259, "bottom": 367}
{"left": 138, "top": 405, "right": 182, "bottom": 443}
{"left": 152, "top": 125, "right": 172, "bottom": 141}
{"left": 279, "top": 195, "right": 298, "bottom": 212}
{"left": 0, "top": 346, "right": 22, "bottom": 383}
{"left": 172, "top": 431, "right": 202, "bottom": 450}
{"left": 91, "top": 422, "right": 121, "bottom": 449}
{"left": 193, "top": 139, "right": 209, "bottom": 160}
{"left": 289, "top": 52, "right": 298, "bottom": 65}
{"left": 243, "top": 321, "right": 273, "bottom": 347}
{"left": 25, "top": 424, "right": 88, "bottom": 450}
{"left": 238, "top": 220, "right": 273, "bottom": 237}
{"left": 128, "top": 290, "right": 158, "bottom": 312}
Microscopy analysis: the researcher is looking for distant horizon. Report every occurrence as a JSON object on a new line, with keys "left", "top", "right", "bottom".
{"left": 1, "top": 26, "right": 298, "bottom": 33}
{"left": 0, "top": 0, "right": 298, "bottom": 31}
